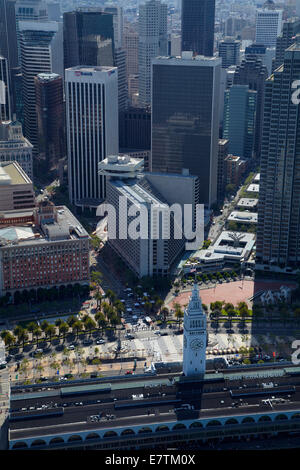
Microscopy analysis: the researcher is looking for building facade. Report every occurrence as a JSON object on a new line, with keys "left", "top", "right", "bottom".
{"left": 217, "top": 138, "right": 229, "bottom": 202}
{"left": 138, "top": 0, "right": 167, "bottom": 106}
{"left": 256, "top": 39, "right": 300, "bottom": 271}
{"left": 0, "top": 57, "right": 11, "bottom": 122}
{"left": 273, "top": 17, "right": 300, "bottom": 72}
{"left": 233, "top": 56, "right": 268, "bottom": 159}
{"left": 151, "top": 53, "right": 221, "bottom": 207}
{"left": 119, "top": 106, "right": 151, "bottom": 152}
{"left": 0, "top": 200, "right": 90, "bottom": 295}
{"left": 218, "top": 38, "right": 240, "bottom": 68}
{"left": 19, "top": 20, "right": 58, "bottom": 156}
{"left": 181, "top": 0, "right": 215, "bottom": 57}
{"left": 223, "top": 85, "right": 257, "bottom": 159}
{"left": 34, "top": 73, "right": 65, "bottom": 171}
{"left": 183, "top": 284, "right": 207, "bottom": 379}
{"left": 0, "top": 120, "right": 33, "bottom": 179}
{"left": 65, "top": 66, "right": 119, "bottom": 210}
{"left": 255, "top": 3, "right": 282, "bottom": 48}
{"left": 0, "top": 161, "right": 34, "bottom": 211}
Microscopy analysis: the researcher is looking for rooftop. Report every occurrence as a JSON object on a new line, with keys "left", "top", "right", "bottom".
{"left": 0, "top": 162, "right": 31, "bottom": 185}
{"left": 228, "top": 211, "right": 258, "bottom": 224}
{"left": 237, "top": 198, "right": 258, "bottom": 208}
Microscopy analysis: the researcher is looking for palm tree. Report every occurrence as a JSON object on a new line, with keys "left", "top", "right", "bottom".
{"left": 19, "top": 329, "right": 29, "bottom": 349}
{"left": 1, "top": 330, "right": 15, "bottom": 348}
{"left": 84, "top": 316, "right": 96, "bottom": 337}
{"left": 95, "top": 311, "right": 107, "bottom": 334}
{"left": 45, "top": 325, "right": 56, "bottom": 345}
{"left": 161, "top": 307, "right": 169, "bottom": 323}
{"left": 13, "top": 325, "right": 25, "bottom": 346}
{"left": 175, "top": 307, "right": 184, "bottom": 329}
{"left": 33, "top": 327, "right": 42, "bottom": 347}
{"left": 91, "top": 271, "right": 103, "bottom": 292}
{"left": 95, "top": 290, "right": 103, "bottom": 309}
{"left": 59, "top": 322, "right": 69, "bottom": 342}
{"left": 27, "top": 321, "right": 37, "bottom": 341}
{"left": 72, "top": 320, "right": 83, "bottom": 340}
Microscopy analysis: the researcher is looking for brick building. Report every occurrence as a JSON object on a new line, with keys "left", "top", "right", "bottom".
{"left": 0, "top": 199, "right": 90, "bottom": 295}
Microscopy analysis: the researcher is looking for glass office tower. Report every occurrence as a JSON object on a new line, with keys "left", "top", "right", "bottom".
{"left": 151, "top": 53, "right": 221, "bottom": 207}
{"left": 181, "top": 0, "right": 215, "bottom": 57}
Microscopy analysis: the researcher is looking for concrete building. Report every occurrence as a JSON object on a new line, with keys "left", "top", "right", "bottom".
{"left": 98, "top": 154, "right": 199, "bottom": 278}
{"left": 138, "top": 0, "right": 167, "bottom": 106}
{"left": 255, "top": 2, "right": 283, "bottom": 48}
{"left": 227, "top": 211, "right": 257, "bottom": 225}
{"left": 34, "top": 73, "right": 65, "bottom": 172}
{"left": 19, "top": 20, "right": 58, "bottom": 156}
{"left": 223, "top": 85, "right": 257, "bottom": 159}
{"left": 0, "top": 161, "right": 34, "bottom": 211}
{"left": 151, "top": 53, "right": 221, "bottom": 208}
{"left": 0, "top": 199, "right": 90, "bottom": 296}
{"left": 181, "top": 0, "right": 215, "bottom": 57}
{"left": 256, "top": 38, "right": 300, "bottom": 272}
{"left": 218, "top": 38, "right": 240, "bottom": 68}
{"left": 65, "top": 66, "right": 119, "bottom": 211}
{"left": 237, "top": 198, "right": 258, "bottom": 211}
{"left": 183, "top": 284, "right": 207, "bottom": 379}
{"left": 0, "top": 120, "right": 33, "bottom": 179}
{"left": 124, "top": 27, "right": 139, "bottom": 77}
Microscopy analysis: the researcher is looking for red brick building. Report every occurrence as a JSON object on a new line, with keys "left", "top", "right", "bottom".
{"left": 0, "top": 200, "right": 90, "bottom": 295}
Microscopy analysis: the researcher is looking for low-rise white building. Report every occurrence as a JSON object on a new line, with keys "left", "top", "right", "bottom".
{"left": 228, "top": 211, "right": 257, "bottom": 224}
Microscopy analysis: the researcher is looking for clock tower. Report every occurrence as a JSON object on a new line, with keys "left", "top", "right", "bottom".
{"left": 183, "top": 283, "right": 207, "bottom": 378}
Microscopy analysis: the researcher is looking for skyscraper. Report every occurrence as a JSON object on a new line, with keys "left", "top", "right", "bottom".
{"left": 138, "top": 0, "right": 167, "bottom": 106}
{"left": 63, "top": 9, "right": 127, "bottom": 111}
{"left": 65, "top": 66, "right": 119, "bottom": 211}
{"left": 255, "top": 1, "right": 283, "bottom": 48}
{"left": 15, "top": 0, "right": 48, "bottom": 62}
{"left": 35, "top": 73, "right": 65, "bottom": 172}
{"left": 0, "top": 0, "right": 18, "bottom": 72}
{"left": 151, "top": 53, "right": 221, "bottom": 207}
{"left": 0, "top": 57, "right": 11, "bottom": 121}
{"left": 19, "top": 20, "right": 58, "bottom": 157}
{"left": 63, "top": 9, "right": 114, "bottom": 70}
{"left": 256, "top": 38, "right": 300, "bottom": 271}
{"left": 223, "top": 85, "right": 257, "bottom": 159}
{"left": 233, "top": 56, "right": 268, "bottom": 159}
{"left": 218, "top": 37, "right": 240, "bottom": 68}
{"left": 273, "top": 18, "right": 300, "bottom": 72}
{"left": 181, "top": 0, "right": 215, "bottom": 57}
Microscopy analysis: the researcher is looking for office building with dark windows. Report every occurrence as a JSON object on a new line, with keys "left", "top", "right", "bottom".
{"left": 63, "top": 9, "right": 114, "bottom": 70}
{"left": 151, "top": 53, "right": 221, "bottom": 207}
{"left": 65, "top": 66, "right": 119, "bottom": 211}
{"left": 181, "top": 0, "right": 215, "bottom": 57}
{"left": 34, "top": 73, "right": 65, "bottom": 172}
{"left": 233, "top": 56, "right": 268, "bottom": 159}
{"left": 223, "top": 85, "right": 257, "bottom": 160}
{"left": 273, "top": 17, "right": 300, "bottom": 72}
{"left": 256, "top": 38, "right": 300, "bottom": 272}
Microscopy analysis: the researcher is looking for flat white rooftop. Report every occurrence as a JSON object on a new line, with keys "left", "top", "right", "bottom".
{"left": 237, "top": 198, "right": 258, "bottom": 208}
{"left": 247, "top": 184, "right": 260, "bottom": 193}
{"left": 195, "top": 231, "right": 255, "bottom": 263}
{"left": 228, "top": 211, "right": 257, "bottom": 224}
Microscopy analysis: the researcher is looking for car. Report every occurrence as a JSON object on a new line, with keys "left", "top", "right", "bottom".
{"left": 67, "top": 345, "right": 75, "bottom": 350}
{"left": 90, "top": 373, "right": 98, "bottom": 378}
{"left": 125, "top": 370, "right": 133, "bottom": 375}
{"left": 64, "top": 374, "right": 73, "bottom": 379}
{"left": 96, "top": 339, "right": 105, "bottom": 345}
{"left": 39, "top": 377, "right": 48, "bottom": 382}
{"left": 154, "top": 331, "right": 161, "bottom": 335}
{"left": 160, "top": 332, "right": 167, "bottom": 336}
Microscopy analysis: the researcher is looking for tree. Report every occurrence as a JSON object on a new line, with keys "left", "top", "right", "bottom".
{"left": 45, "top": 325, "right": 56, "bottom": 345}
{"left": 91, "top": 271, "right": 103, "bottom": 292}
{"left": 72, "top": 320, "right": 83, "bottom": 339}
{"left": 27, "top": 321, "right": 37, "bottom": 340}
{"left": 161, "top": 307, "right": 169, "bottom": 323}
{"left": 84, "top": 316, "right": 96, "bottom": 337}
{"left": 59, "top": 322, "right": 69, "bottom": 342}
{"left": 1, "top": 330, "right": 15, "bottom": 348}
{"left": 95, "top": 311, "right": 107, "bottom": 333}
{"left": 175, "top": 306, "right": 184, "bottom": 329}
{"left": 33, "top": 327, "right": 42, "bottom": 346}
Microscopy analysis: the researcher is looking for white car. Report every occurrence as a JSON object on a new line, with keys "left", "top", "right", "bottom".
{"left": 96, "top": 339, "right": 105, "bottom": 345}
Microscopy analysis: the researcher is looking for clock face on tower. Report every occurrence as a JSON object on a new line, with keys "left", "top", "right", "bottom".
{"left": 190, "top": 338, "right": 204, "bottom": 350}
